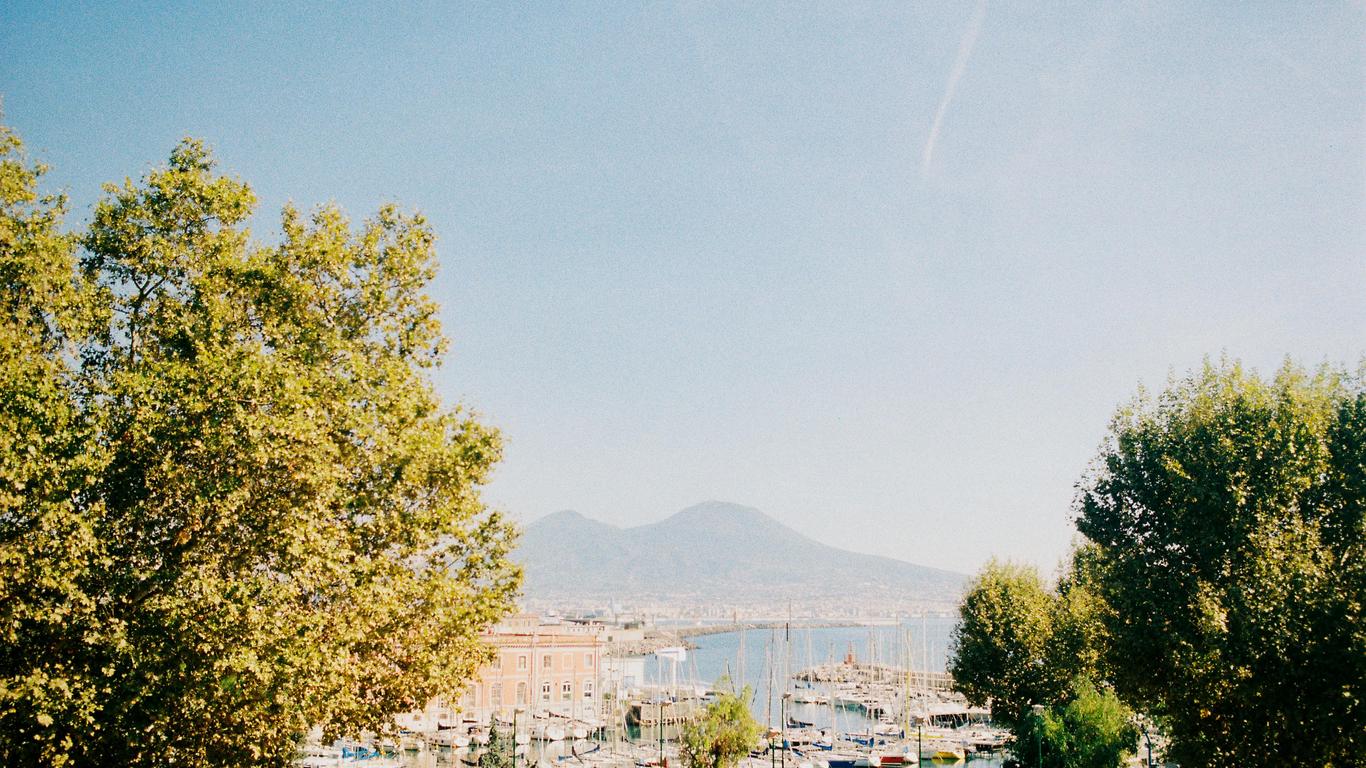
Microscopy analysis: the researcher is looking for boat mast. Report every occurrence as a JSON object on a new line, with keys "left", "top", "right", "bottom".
{"left": 765, "top": 630, "right": 774, "bottom": 731}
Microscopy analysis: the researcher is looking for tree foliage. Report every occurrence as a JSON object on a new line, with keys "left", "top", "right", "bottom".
{"left": 679, "top": 686, "right": 762, "bottom": 768}
{"left": 949, "top": 560, "right": 1062, "bottom": 730}
{"left": 0, "top": 125, "right": 521, "bottom": 766}
{"left": 1076, "top": 360, "right": 1365, "bottom": 766}
{"left": 950, "top": 557, "right": 1132, "bottom": 767}
{"left": 1016, "top": 679, "right": 1137, "bottom": 768}
{"left": 479, "top": 716, "right": 513, "bottom": 768}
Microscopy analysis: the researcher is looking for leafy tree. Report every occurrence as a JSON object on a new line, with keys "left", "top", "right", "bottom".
{"left": 0, "top": 126, "right": 521, "bottom": 766}
{"left": 0, "top": 120, "right": 104, "bottom": 768}
{"left": 1015, "top": 679, "right": 1137, "bottom": 768}
{"left": 1076, "top": 360, "right": 1365, "bottom": 765}
{"left": 948, "top": 560, "right": 1067, "bottom": 730}
{"left": 479, "top": 716, "right": 513, "bottom": 768}
{"left": 950, "top": 557, "right": 1132, "bottom": 767}
{"left": 679, "top": 686, "right": 762, "bottom": 768}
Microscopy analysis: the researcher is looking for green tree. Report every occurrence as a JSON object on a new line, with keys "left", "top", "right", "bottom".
{"left": 479, "top": 716, "right": 513, "bottom": 768}
{"left": 948, "top": 560, "right": 1066, "bottom": 731}
{"left": 950, "top": 556, "right": 1132, "bottom": 767}
{"left": 679, "top": 686, "right": 762, "bottom": 768}
{"left": 1016, "top": 679, "right": 1137, "bottom": 768}
{"left": 0, "top": 126, "right": 521, "bottom": 767}
{"left": 1076, "top": 360, "right": 1365, "bottom": 765}
{"left": 0, "top": 121, "right": 105, "bottom": 768}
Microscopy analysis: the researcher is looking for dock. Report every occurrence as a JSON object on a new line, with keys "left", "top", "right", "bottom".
{"left": 795, "top": 662, "right": 955, "bottom": 693}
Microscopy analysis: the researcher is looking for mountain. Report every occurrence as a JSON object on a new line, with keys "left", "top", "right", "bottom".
{"left": 515, "top": 501, "right": 966, "bottom": 611}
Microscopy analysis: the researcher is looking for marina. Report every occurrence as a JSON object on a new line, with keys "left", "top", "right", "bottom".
{"left": 299, "top": 620, "right": 1010, "bottom": 767}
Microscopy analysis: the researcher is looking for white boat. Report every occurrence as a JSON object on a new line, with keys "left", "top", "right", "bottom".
{"left": 429, "top": 729, "right": 472, "bottom": 749}
{"left": 537, "top": 723, "right": 567, "bottom": 742}
{"left": 869, "top": 743, "right": 917, "bottom": 766}
{"left": 873, "top": 721, "right": 901, "bottom": 737}
{"left": 296, "top": 746, "right": 342, "bottom": 767}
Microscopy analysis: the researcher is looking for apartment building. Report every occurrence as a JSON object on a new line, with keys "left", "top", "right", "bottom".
{"left": 399, "top": 615, "right": 605, "bottom": 731}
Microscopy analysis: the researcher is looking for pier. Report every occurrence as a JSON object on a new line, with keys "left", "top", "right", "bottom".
{"left": 672, "top": 620, "right": 876, "bottom": 639}
{"left": 795, "top": 662, "right": 955, "bottom": 693}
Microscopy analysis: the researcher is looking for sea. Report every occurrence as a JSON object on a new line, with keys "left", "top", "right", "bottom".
{"left": 641, "top": 620, "right": 1007, "bottom": 767}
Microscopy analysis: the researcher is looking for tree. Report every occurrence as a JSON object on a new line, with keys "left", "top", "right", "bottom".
{"left": 479, "top": 716, "right": 513, "bottom": 768}
{"left": 948, "top": 560, "right": 1066, "bottom": 731}
{"left": 0, "top": 120, "right": 105, "bottom": 768}
{"left": 950, "top": 557, "right": 1133, "bottom": 768}
{"left": 1015, "top": 679, "right": 1137, "bottom": 768}
{"left": 679, "top": 686, "right": 762, "bottom": 768}
{"left": 0, "top": 126, "right": 521, "bottom": 767}
{"left": 1076, "top": 360, "right": 1365, "bottom": 765}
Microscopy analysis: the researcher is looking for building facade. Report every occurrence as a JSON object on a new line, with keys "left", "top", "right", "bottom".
{"left": 399, "top": 615, "right": 605, "bottom": 732}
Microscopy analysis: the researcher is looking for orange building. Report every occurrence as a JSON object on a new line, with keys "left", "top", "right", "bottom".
{"left": 399, "top": 615, "right": 605, "bottom": 731}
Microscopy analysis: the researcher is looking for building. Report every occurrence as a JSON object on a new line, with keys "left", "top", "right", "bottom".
{"left": 398, "top": 615, "right": 605, "bottom": 732}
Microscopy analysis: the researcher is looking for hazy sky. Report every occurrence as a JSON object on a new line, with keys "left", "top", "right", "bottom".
{"left": 4, "top": 2, "right": 1363, "bottom": 573}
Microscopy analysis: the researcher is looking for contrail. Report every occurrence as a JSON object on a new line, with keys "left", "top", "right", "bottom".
{"left": 921, "top": 0, "right": 987, "bottom": 176}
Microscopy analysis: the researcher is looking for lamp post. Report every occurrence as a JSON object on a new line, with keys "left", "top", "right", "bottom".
{"left": 1030, "top": 704, "right": 1045, "bottom": 768}
{"left": 1135, "top": 715, "right": 1153, "bottom": 768}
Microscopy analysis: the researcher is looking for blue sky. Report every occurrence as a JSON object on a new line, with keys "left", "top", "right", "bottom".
{"left": 3, "top": 2, "right": 1363, "bottom": 572}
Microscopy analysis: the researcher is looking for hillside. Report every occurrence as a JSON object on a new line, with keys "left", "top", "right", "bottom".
{"left": 516, "top": 501, "right": 966, "bottom": 611}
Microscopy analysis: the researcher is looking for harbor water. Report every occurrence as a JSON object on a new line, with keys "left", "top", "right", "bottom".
{"left": 397, "top": 619, "right": 1008, "bottom": 766}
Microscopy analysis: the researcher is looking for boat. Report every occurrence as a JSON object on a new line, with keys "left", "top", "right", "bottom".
{"left": 813, "top": 749, "right": 864, "bottom": 768}
{"left": 797, "top": 748, "right": 863, "bottom": 765}
{"left": 870, "top": 744, "right": 917, "bottom": 766}
{"left": 792, "top": 690, "right": 827, "bottom": 705}
{"left": 296, "top": 746, "right": 342, "bottom": 767}
{"left": 873, "top": 721, "right": 902, "bottom": 737}
{"left": 429, "top": 729, "right": 472, "bottom": 749}
{"left": 537, "top": 723, "right": 567, "bottom": 742}
{"left": 556, "top": 741, "right": 601, "bottom": 761}
{"left": 926, "top": 741, "right": 965, "bottom": 761}
{"left": 788, "top": 717, "right": 815, "bottom": 729}
{"left": 336, "top": 743, "right": 404, "bottom": 767}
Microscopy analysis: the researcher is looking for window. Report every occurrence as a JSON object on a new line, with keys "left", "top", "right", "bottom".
{"left": 516, "top": 682, "right": 527, "bottom": 705}
{"left": 543, "top": 655, "right": 552, "bottom": 670}
{"left": 491, "top": 683, "right": 502, "bottom": 707}
{"left": 585, "top": 653, "right": 593, "bottom": 668}
{"left": 583, "top": 681, "right": 593, "bottom": 699}
{"left": 493, "top": 655, "right": 502, "bottom": 670}
{"left": 541, "top": 682, "right": 551, "bottom": 703}
{"left": 518, "top": 655, "right": 527, "bottom": 670}
{"left": 562, "top": 653, "right": 571, "bottom": 670}
{"left": 561, "top": 681, "right": 572, "bottom": 701}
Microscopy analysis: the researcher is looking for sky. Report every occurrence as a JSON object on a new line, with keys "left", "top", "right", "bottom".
{"left": 3, "top": 2, "right": 1363, "bottom": 573}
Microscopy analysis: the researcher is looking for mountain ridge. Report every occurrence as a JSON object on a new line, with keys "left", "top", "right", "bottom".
{"left": 516, "top": 501, "right": 966, "bottom": 611}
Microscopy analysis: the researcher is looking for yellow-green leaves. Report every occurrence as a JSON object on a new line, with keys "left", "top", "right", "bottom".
{"left": 679, "top": 686, "right": 762, "bottom": 768}
{"left": 949, "top": 560, "right": 1074, "bottom": 730}
{"left": 0, "top": 125, "right": 520, "bottom": 767}
{"left": 1075, "top": 359, "right": 1365, "bottom": 766}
